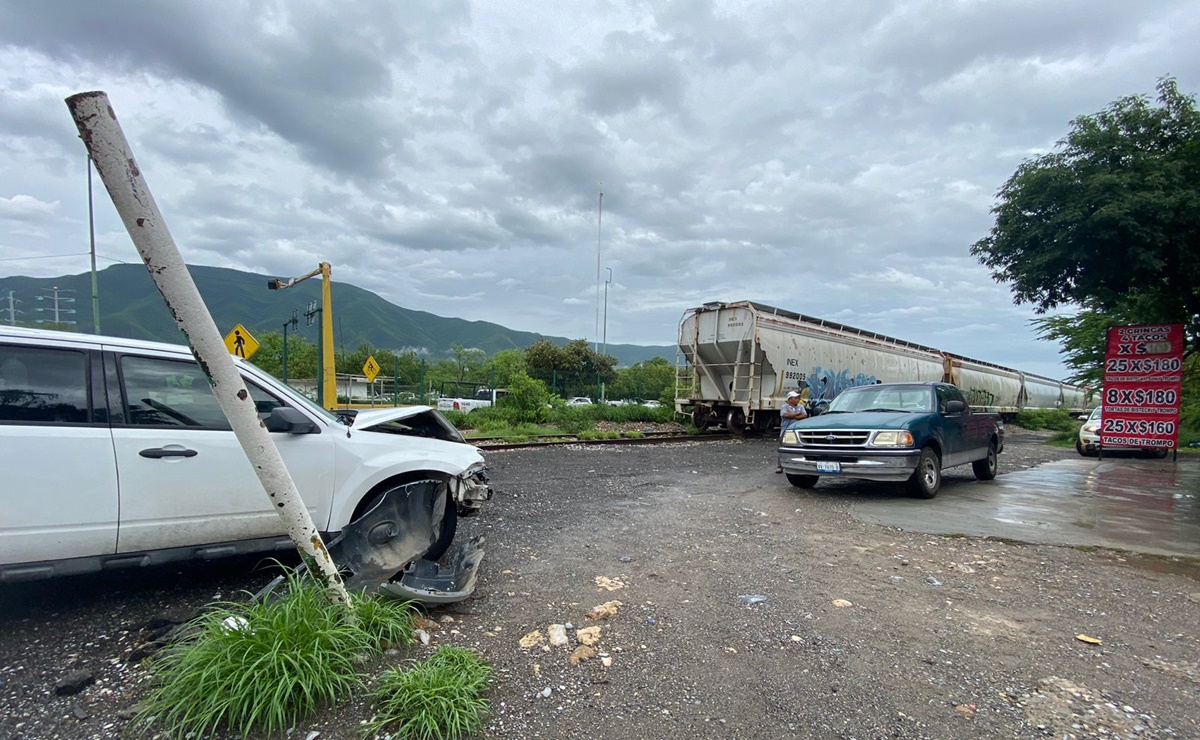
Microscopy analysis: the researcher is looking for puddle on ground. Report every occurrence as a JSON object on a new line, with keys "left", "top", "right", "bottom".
{"left": 1094, "top": 551, "right": 1200, "bottom": 583}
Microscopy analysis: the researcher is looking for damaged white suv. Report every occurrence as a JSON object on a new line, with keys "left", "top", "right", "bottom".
{"left": 0, "top": 327, "right": 491, "bottom": 603}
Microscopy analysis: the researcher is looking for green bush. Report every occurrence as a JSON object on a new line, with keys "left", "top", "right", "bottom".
{"left": 441, "top": 409, "right": 471, "bottom": 429}
{"left": 365, "top": 646, "right": 492, "bottom": 739}
{"left": 1013, "top": 408, "right": 1080, "bottom": 432}
{"left": 136, "top": 568, "right": 415, "bottom": 739}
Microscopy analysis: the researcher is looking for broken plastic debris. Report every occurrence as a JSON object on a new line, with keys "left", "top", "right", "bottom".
{"left": 1075, "top": 634, "right": 1103, "bottom": 645}
{"left": 926, "top": 576, "right": 943, "bottom": 586}
{"left": 737, "top": 594, "right": 767, "bottom": 605}
{"left": 576, "top": 626, "right": 602, "bottom": 646}
{"left": 548, "top": 624, "right": 569, "bottom": 646}
{"left": 415, "top": 629, "right": 431, "bottom": 645}
{"left": 519, "top": 630, "right": 545, "bottom": 648}
{"left": 831, "top": 599, "right": 853, "bottom": 608}
{"left": 539, "top": 686, "right": 552, "bottom": 698}
{"left": 586, "top": 600, "right": 624, "bottom": 620}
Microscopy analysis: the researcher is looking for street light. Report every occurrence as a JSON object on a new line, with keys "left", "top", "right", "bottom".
{"left": 268, "top": 263, "right": 335, "bottom": 408}
{"left": 602, "top": 267, "right": 612, "bottom": 403}
{"left": 602, "top": 267, "right": 612, "bottom": 357}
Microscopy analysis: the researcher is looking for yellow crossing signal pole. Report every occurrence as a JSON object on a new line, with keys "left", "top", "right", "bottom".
{"left": 268, "top": 262, "right": 336, "bottom": 409}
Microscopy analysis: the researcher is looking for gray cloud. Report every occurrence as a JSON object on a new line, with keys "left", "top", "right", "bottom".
{"left": 1, "top": 0, "right": 1196, "bottom": 378}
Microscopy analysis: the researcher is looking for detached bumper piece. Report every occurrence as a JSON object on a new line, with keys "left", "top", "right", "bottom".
{"left": 379, "top": 535, "right": 486, "bottom": 605}
{"left": 328, "top": 479, "right": 443, "bottom": 593}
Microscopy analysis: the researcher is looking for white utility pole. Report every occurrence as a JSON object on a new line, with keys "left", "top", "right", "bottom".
{"left": 4, "top": 291, "right": 20, "bottom": 325}
{"left": 595, "top": 188, "right": 603, "bottom": 353}
{"left": 65, "top": 91, "right": 352, "bottom": 608}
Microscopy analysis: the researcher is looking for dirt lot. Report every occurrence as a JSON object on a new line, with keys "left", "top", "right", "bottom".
{"left": 2, "top": 431, "right": 1199, "bottom": 739}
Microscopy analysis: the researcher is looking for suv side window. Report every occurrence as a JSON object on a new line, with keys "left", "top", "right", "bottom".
{"left": 0, "top": 344, "right": 90, "bottom": 424}
{"left": 119, "top": 355, "right": 285, "bottom": 428}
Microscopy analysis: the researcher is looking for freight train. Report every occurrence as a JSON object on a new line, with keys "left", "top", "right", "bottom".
{"left": 676, "top": 301, "right": 1090, "bottom": 432}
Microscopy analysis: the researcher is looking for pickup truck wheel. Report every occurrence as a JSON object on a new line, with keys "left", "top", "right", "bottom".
{"left": 785, "top": 473, "right": 819, "bottom": 489}
{"left": 972, "top": 441, "right": 997, "bottom": 481}
{"left": 907, "top": 447, "right": 941, "bottom": 499}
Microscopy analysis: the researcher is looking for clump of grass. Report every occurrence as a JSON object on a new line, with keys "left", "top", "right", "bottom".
{"left": 136, "top": 567, "right": 415, "bottom": 739}
{"left": 622, "top": 431, "right": 645, "bottom": 439}
{"left": 1045, "top": 429, "right": 1079, "bottom": 447}
{"left": 1014, "top": 409, "right": 1079, "bottom": 432}
{"left": 365, "top": 646, "right": 492, "bottom": 739}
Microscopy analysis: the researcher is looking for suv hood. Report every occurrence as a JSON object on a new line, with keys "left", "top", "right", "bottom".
{"left": 348, "top": 405, "right": 469, "bottom": 445}
{"left": 350, "top": 406, "right": 432, "bottom": 429}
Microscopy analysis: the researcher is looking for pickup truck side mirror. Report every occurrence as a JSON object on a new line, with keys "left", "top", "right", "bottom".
{"left": 265, "top": 406, "right": 320, "bottom": 434}
{"left": 945, "top": 400, "right": 966, "bottom": 414}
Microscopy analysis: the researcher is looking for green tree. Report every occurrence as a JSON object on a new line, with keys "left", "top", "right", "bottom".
{"left": 504, "top": 371, "right": 551, "bottom": 419}
{"left": 611, "top": 356, "right": 674, "bottom": 400}
{"left": 450, "top": 344, "right": 487, "bottom": 382}
{"left": 971, "top": 77, "right": 1200, "bottom": 357}
{"left": 522, "top": 339, "right": 617, "bottom": 397}
{"left": 489, "top": 349, "right": 527, "bottom": 388}
{"left": 252, "top": 331, "right": 318, "bottom": 380}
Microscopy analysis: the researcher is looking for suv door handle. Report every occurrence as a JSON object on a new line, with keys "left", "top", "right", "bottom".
{"left": 139, "top": 447, "right": 198, "bottom": 459}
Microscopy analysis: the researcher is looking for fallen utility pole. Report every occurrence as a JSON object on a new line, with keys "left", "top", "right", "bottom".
{"left": 65, "top": 91, "right": 352, "bottom": 609}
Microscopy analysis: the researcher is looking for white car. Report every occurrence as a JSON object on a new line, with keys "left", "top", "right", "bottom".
{"left": 566, "top": 396, "right": 594, "bottom": 406}
{"left": 0, "top": 327, "right": 492, "bottom": 602}
{"left": 1076, "top": 407, "right": 1169, "bottom": 458}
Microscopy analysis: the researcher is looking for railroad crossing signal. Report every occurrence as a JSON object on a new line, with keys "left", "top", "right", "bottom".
{"left": 224, "top": 324, "right": 259, "bottom": 359}
{"left": 362, "top": 355, "right": 380, "bottom": 382}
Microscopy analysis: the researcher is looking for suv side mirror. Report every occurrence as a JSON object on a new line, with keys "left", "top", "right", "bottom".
{"left": 265, "top": 407, "right": 319, "bottom": 434}
{"left": 945, "top": 400, "right": 966, "bottom": 414}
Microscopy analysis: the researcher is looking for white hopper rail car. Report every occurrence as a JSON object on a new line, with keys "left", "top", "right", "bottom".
{"left": 676, "top": 301, "right": 1091, "bottom": 432}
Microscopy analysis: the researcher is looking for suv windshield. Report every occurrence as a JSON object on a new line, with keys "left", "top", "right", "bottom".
{"left": 242, "top": 363, "right": 341, "bottom": 424}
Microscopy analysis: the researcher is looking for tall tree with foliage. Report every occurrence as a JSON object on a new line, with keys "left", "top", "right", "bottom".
{"left": 971, "top": 77, "right": 1200, "bottom": 361}
{"left": 522, "top": 339, "right": 617, "bottom": 397}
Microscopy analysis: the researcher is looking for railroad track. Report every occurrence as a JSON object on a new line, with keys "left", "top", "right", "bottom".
{"left": 470, "top": 430, "right": 734, "bottom": 450}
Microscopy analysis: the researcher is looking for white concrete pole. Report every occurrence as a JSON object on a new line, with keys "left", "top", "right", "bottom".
{"left": 65, "top": 91, "right": 352, "bottom": 608}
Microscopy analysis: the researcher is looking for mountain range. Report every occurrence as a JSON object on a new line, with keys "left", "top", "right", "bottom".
{"left": 0, "top": 263, "right": 675, "bottom": 366}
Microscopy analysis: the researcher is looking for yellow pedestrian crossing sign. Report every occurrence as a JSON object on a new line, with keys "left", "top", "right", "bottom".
{"left": 224, "top": 324, "right": 259, "bottom": 359}
{"left": 362, "top": 355, "right": 381, "bottom": 382}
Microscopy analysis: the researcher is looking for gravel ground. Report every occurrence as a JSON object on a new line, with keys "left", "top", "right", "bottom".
{"left": 2, "top": 430, "right": 1198, "bottom": 739}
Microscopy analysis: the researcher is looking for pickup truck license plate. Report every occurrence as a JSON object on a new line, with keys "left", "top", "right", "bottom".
{"left": 816, "top": 462, "right": 841, "bottom": 474}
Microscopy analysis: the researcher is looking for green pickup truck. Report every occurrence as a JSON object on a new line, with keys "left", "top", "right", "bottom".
{"left": 778, "top": 382, "right": 1004, "bottom": 498}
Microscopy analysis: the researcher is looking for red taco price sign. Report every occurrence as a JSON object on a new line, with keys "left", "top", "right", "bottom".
{"left": 1101, "top": 324, "right": 1183, "bottom": 450}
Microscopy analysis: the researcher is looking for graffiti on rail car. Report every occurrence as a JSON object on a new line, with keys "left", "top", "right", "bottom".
{"left": 805, "top": 366, "right": 879, "bottom": 401}
{"left": 966, "top": 388, "right": 998, "bottom": 408}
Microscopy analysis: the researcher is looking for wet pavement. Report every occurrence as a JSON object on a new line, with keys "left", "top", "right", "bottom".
{"left": 851, "top": 455, "right": 1200, "bottom": 559}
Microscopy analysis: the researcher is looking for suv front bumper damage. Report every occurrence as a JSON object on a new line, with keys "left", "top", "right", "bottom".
{"left": 327, "top": 477, "right": 489, "bottom": 604}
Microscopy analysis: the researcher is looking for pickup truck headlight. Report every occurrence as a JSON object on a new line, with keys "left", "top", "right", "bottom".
{"left": 871, "top": 430, "right": 914, "bottom": 447}
{"left": 1082, "top": 424, "right": 1099, "bottom": 434}
{"left": 782, "top": 429, "right": 800, "bottom": 445}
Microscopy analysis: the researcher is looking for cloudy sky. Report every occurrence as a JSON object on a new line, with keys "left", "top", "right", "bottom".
{"left": 1, "top": 1, "right": 1196, "bottom": 378}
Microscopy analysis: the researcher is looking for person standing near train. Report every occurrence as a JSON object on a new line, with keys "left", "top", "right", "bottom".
{"left": 776, "top": 390, "right": 808, "bottom": 473}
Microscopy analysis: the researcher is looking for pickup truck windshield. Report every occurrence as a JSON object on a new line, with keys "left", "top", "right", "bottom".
{"left": 825, "top": 386, "right": 933, "bottom": 413}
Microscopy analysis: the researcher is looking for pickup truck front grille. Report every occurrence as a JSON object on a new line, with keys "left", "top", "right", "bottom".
{"left": 797, "top": 430, "right": 871, "bottom": 446}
